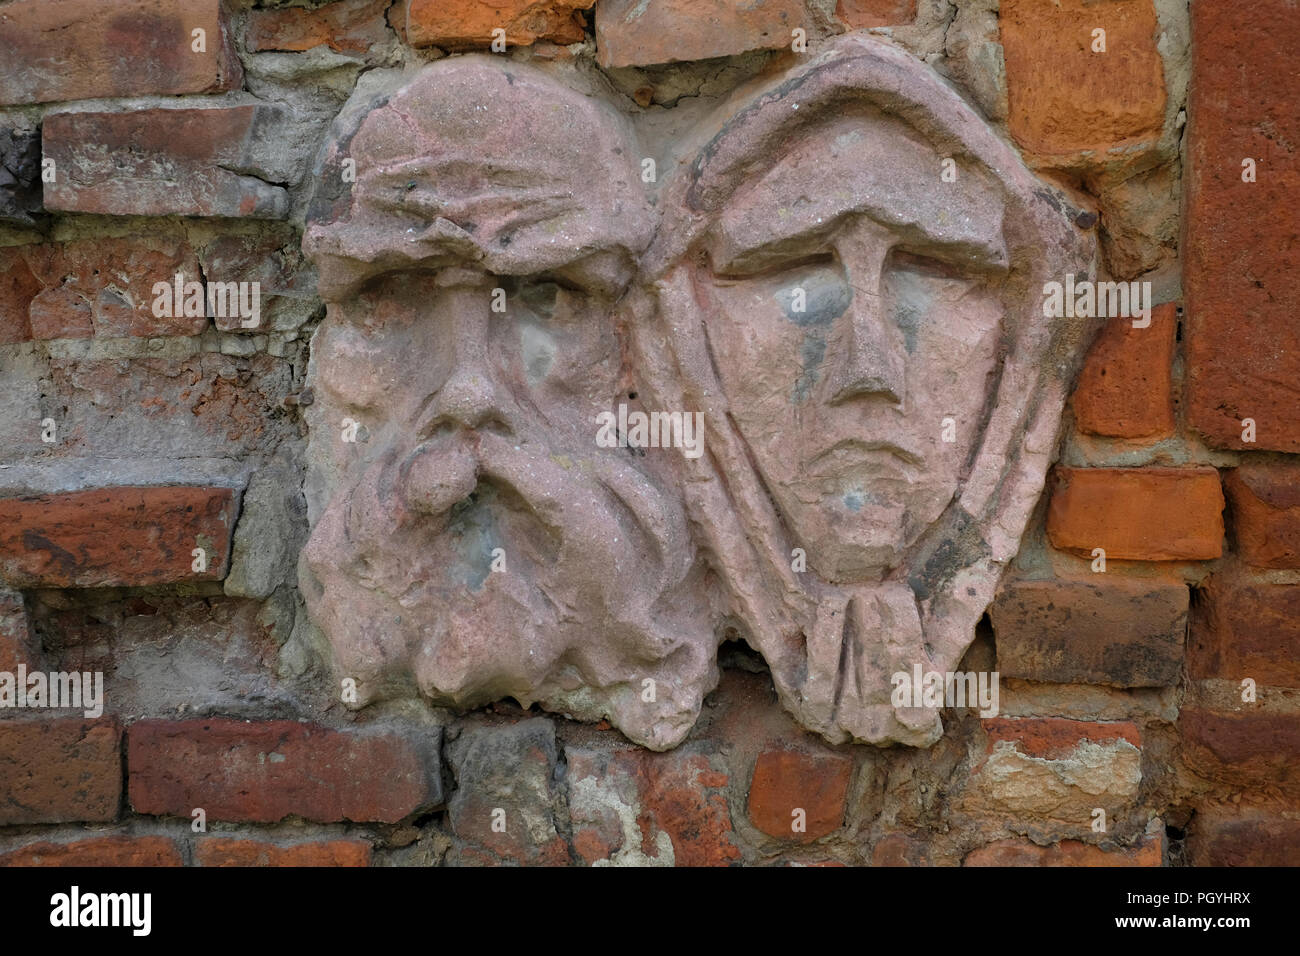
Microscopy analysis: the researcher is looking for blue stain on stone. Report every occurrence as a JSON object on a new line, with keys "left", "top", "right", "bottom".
{"left": 446, "top": 486, "right": 501, "bottom": 592}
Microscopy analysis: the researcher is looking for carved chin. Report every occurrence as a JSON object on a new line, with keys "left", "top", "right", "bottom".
{"left": 301, "top": 468, "right": 717, "bottom": 750}
{"left": 777, "top": 485, "right": 952, "bottom": 582}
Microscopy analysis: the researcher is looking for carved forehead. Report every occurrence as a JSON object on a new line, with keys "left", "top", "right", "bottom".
{"left": 708, "top": 108, "right": 1009, "bottom": 273}
{"left": 305, "top": 57, "right": 654, "bottom": 302}
{"left": 648, "top": 35, "right": 1091, "bottom": 286}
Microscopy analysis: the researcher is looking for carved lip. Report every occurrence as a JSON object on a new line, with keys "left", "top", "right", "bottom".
{"left": 806, "top": 438, "right": 924, "bottom": 475}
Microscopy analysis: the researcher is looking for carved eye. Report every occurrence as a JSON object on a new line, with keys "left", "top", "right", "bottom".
{"left": 888, "top": 249, "right": 969, "bottom": 279}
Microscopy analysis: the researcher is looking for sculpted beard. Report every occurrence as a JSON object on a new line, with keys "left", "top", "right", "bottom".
{"left": 301, "top": 418, "right": 711, "bottom": 735}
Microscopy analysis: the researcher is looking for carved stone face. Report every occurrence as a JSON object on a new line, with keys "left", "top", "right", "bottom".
{"left": 299, "top": 39, "right": 1099, "bottom": 751}
{"left": 633, "top": 36, "right": 1100, "bottom": 746}
{"left": 697, "top": 109, "right": 1011, "bottom": 582}
{"left": 298, "top": 58, "right": 714, "bottom": 751}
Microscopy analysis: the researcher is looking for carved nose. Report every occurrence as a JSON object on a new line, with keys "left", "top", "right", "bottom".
{"left": 825, "top": 294, "right": 904, "bottom": 406}
{"left": 436, "top": 366, "right": 496, "bottom": 426}
{"left": 425, "top": 366, "right": 501, "bottom": 432}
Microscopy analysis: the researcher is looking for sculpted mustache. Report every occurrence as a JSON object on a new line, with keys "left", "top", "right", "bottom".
{"left": 338, "top": 429, "right": 690, "bottom": 595}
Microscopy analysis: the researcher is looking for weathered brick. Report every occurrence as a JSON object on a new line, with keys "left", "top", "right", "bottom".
{"left": 961, "top": 719, "right": 1142, "bottom": 825}
{"left": 0, "top": 237, "right": 204, "bottom": 341}
{"left": 596, "top": 0, "right": 805, "bottom": 68}
{"left": 964, "top": 834, "right": 1161, "bottom": 866}
{"left": 407, "top": 0, "right": 594, "bottom": 49}
{"left": 0, "top": 246, "right": 41, "bottom": 344}
{"left": 0, "top": 835, "right": 182, "bottom": 867}
{"left": 0, "top": 486, "right": 238, "bottom": 589}
{"left": 999, "top": 0, "right": 1166, "bottom": 158}
{"left": 129, "top": 718, "right": 441, "bottom": 824}
{"left": 0, "top": 0, "right": 242, "bottom": 106}
{"left": 1189, "top": 573, "right": 1300, "bottom": 688}
{"left": 991, "top": 578, "right": 1187, "bottom": 688}
{"left": 1185, "top": 2, "right": 1300, "bottom": 451}
{"left": 836, "top": 0, "right": 914, "bottom": 29}
{"left": 0, "top": 718, "right": 123, "bottom": 825}
{"left": 1072, "top": 303, "right": 1176, "bottom": 440}
{"left": 568, "top": 745, "right": 741, "bottom": 866}
{"left": 1223, "top": 464, "right": 1300, "bottom": 568}
{"left": 197, "top": 228, "right": 317, "bottom": 333}
{"left": 447, "top": 720, "right": 568, "bottom": 866}
{"left": 26, "top": 352, "right": 298, "bottom": 463}
{"left": 43, "top": 107, "right": 291, "bottom": 219}
{"left": 0, "top": 128, "right": 43, "bottom": 226}
{"left": 1187, "top": 808, "right": 1300, "bottom": 866}
{"left": 0, "top": 588, "right": 41, "bottom": 674}
{"left": 871, "top": 832, "right": 931, "bottom": 866}
{"left": 195, "top": 837, "right": 372, "bottom": 867}
{"left": 983, "top": 718, "right": 1142, "bottom": 757}
{"left": 1046, "top": 467, "right": 1225, "bottom": 561}
{"left": 747, "top": 748, "right": 852, "bottom": 843}
{"left": 1180, "top": 710, "right": 1300, "bottom": 788}
{"left": 247, "top": 0, "right": 392, "bottom": 55}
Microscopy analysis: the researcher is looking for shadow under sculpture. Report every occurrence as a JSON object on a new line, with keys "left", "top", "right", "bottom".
{"left": 299, "top": 38, "right": 1098, "bottom": 752}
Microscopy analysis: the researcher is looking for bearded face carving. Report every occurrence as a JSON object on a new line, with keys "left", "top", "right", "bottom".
{"left": 299, "top": 38, "right": 1099, "bottom": 751}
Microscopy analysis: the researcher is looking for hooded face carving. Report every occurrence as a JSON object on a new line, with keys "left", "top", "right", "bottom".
{"left": 630, "top": 36, "right": 1100, "bottom": 746}
{"left": 299, "top": 38, "right": 1099, "bottom": 752}
{"left": 299, "top": 58, "right": 715, "bottom": 751}
{"left": 697, "top": 108, "right": 1013, "bottom": 582}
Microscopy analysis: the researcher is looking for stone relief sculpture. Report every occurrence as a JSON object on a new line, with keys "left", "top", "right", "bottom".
{"left": 299, "top": 36, "right": 1099, "bottom": 751}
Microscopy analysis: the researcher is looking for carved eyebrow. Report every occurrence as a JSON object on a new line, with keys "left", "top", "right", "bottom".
{"left": 704, "top": 122, "right": 1012, "bottom": 276}
{"left": 707, "top": 204, "right": 1010, "bottom": 277}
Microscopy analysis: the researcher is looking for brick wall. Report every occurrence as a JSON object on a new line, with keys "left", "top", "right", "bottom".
{"left": 0, "top": 0, "right": 1295, "bottom": 867}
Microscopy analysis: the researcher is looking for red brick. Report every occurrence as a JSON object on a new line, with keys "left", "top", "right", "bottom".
{"left": 1046, "top": 467, "right": 1225, "bottom": 561}
{"left": 1189, "top": 573, "right": 1300, "bottom": 688}
{"left": 567, "top": 746, "right": 741, "bottom": 866}
{"left": 633, "top": 750, "right": 741, "bottom": 866}
{"left": 0, "top": 247, "right": 40, "bottom": 344}
{"left": 1224, "top": 464, "right": 1300, "bottom": 568}
{"left": 1180, "top": 710, "right": 1300, "bottom": 787}
{"left": 43, "top": 107, "right": 289, "bottom": 219}
{"left": 991, "top": 578, "right": 1187, "bottom": 687}
{"left": 247, "top": 0, "right": 392, "bottom": 54}
{"left": 0, "top": 0, "right": 241, "bottom": 106}
{"left": 1072, "top": 303, "right": 1177, "bottom": 440}
{"left": 0, "top": 486, "right": 237, "bottom": 589}
{"left": 1187, "top": 808, "right": 1300, "bottom": 866}
{"left": 836, "top": 0, "right": 914, "bottom": 29}
{"left": 0, "top": 589, "right": 41, "bottom": 674}
{"left": 871, "top": 832, "right": 930, "bottom": 866}
{"left": 195, "top": 838, "right": 372, "bottom": 867}
{"left": 0, "top": 237, "right": 204, "bottom": 341}
{"left": 983, "top": 718, "right": 1141, "bottom": 759}
{"left": 0, "top": 835, "right": 182, "bottom": 867}
{"left": 0, "top": 718, "right": 123, "bottom": 825}
{"left": 406, "top": 0, "right": 594, "bottom": 49}
{"left": 596, "top": 0, "right": 805, "bottom": 68}
{"left": 748, "top": 748, "right": 852, "bottom": 843}
{"left": 964, "top": 834, "right": 1161, "bottom": 866}
{"left": 1000, "top": 0, "right": 1166, "bottom": 158}
{"left": 128, "top": 719, "right": 440, "bottom": 824}
{"left": 1185, "top": 2, "right": 1300, "bottom": 451}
